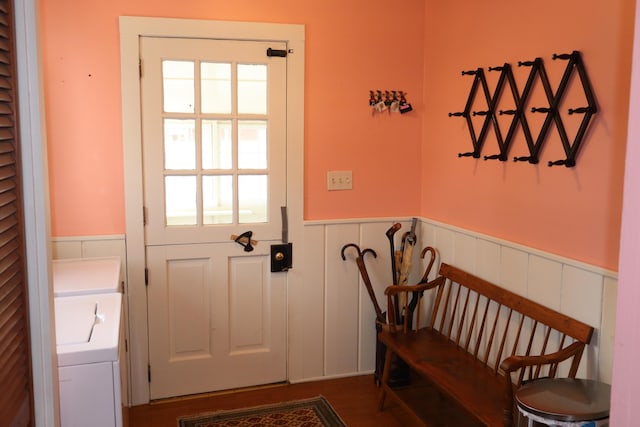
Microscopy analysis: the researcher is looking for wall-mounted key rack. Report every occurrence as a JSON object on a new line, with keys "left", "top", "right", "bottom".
{"left": 449, "top": 51, "right": 597, "bottom": 167}
{"left": 370, "top": 90, "right": 413, "bottom": 115}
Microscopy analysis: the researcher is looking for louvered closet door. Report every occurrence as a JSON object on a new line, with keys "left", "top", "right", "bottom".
{"left": 0, "top": 0, "right": 34, "bottom": 425}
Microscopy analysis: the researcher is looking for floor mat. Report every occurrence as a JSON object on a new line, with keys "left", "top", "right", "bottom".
{"left": 177, "top": 395, "right": 347, "bottom": 427}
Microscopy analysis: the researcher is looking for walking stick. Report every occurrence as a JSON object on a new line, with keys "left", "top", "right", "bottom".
{"left": 341, "top": 243, "right": 385, "bottom": 323}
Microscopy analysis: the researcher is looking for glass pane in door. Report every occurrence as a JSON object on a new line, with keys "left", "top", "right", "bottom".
{"left": 163, "top": 61, "right": 195, "bottom": 113}
{"left": 201, "top": 62, "right": 232, "bottom": 114}
{"left": 238, "top": 174, "right": 267, "bottom": 223}
{"left": 164, "top": 119, "right": 196, "bottom": 170}
{"left": 203, "top": 175, "right": 233, "bottom": 224}
{"left": 202, "top": 120, "right": 232, "bottom": 170}
{"left": 165, "top": 175, "right": 197, "bottom": 225}
{"left": 237, "top": 64, "right": 267, "bottom": 114}
{"left": 238, "top": 120, "right": 267, "bottom": 169}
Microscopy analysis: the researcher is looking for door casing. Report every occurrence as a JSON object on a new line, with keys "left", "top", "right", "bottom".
{"left": 119, "top": 16, "right": 305, "bottom": 405}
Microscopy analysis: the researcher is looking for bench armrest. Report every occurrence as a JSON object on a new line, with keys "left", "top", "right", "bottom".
{"left": 383, "top": 275, "right": 445, "bottom": 296}
{"left": 499, "top": 341, "right": 587, "bottom": 426}
{"left": 382, "top": 276, "right": 445, "bottom": 332}
{"left": 499, "top": 341, "right": 586, "bottom": 374}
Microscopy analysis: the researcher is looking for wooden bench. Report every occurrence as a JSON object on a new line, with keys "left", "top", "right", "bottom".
{"left": 378, "top": 262, "right": 594, "bottom": 427}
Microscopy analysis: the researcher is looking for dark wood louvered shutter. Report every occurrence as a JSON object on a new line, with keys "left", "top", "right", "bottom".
{"left": 0, "top": 0, "right": 34, "bottom": 426}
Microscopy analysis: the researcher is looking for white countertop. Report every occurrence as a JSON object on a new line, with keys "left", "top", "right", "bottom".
{"left": 52, "top": 256, "right": 122, "bottom": 297}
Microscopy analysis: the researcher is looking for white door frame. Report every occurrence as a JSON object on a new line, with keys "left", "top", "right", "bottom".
{"left": 16, "top": 1, "right": 60, "bottom": 425}
{"left": 119, "top": 16, "right": 305, "bottom": 405}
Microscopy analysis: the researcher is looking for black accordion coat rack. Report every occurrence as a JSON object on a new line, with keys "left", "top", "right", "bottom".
{"left": 449, "top": 51, "right": 597, "bottom": 167}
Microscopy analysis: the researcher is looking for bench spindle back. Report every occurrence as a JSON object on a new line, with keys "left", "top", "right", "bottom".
{"left": 394, "top": 263, "right": 593, "bottom": 386}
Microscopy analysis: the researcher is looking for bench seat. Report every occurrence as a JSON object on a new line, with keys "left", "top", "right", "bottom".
{"left": 381, "top": 327, "right": 507, "bottom": 425}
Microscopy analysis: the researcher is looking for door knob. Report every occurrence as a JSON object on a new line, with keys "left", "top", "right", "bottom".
{"left": 270, "top": 243, "right": 292, "bottom": 272}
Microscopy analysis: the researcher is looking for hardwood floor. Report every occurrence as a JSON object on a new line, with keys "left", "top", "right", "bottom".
{"left": 127, "top": 374, "right": 423, "bottom": 427}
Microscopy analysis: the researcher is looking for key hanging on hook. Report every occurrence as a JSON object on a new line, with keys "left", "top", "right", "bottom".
{"left": 399, "top": 91, "right": 413, "bottom": 114}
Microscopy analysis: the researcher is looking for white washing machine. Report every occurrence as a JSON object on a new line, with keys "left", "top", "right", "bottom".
{"left": 52, "top": 256, "right": 126, "bottom": 427}
{"left": 55, "top": 292, "right": 124, "bottom": 427}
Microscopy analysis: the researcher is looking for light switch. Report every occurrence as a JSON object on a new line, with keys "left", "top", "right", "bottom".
{"left": 327, "top": 171, "right": 353, "bottom": 190}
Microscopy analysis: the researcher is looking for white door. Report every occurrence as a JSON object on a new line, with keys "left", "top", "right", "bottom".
{"left": 140, "top": 36, "right": 288, "bottom": 400}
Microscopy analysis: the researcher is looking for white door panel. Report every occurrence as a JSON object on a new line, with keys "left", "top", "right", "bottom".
{"left": 141, "top": 36, "right": 288, "bottom": 399}
{"left": 147, "top": 243, "right": 286, "bottom": 399}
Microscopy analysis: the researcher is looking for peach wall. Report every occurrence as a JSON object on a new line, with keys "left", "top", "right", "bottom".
{"left": 422, "top": 0, "right": 634, "bottom": 270}
{"left": 40, "top": 0, "right": 632, "bottom": 270}
{"left": 39, "top": 0, "right": 425, "bottom": 236}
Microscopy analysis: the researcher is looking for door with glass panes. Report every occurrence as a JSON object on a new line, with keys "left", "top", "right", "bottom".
{"left": 140, "top": 36, "right": 287, "bottom": 400}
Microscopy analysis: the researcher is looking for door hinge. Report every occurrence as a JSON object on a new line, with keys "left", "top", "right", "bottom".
{"left": 143, "top": 206, "right": 148, "bottom": 225}
{"left": 148, "top": 364, "right": 151, "bottom": 383}
{"left": 145, "top": 267, "right": 149, "bottom": 286}
{"left": 139, "top": 58, "right": 143, "bottom": 78}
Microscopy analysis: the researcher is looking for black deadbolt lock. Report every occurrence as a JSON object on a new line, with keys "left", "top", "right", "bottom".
{"left": 270, "top": 243, "right": 293, "bottom": 272}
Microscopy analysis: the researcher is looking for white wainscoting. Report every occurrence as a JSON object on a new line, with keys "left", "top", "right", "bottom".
{"left": 52, "top": 221, "right": 617, "bottom": 400}
{"left": 51, "top": 235, "right": 127, "bottom": 263}
{"left": 303, "top": 217, "right": 617, "bottom": 385}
